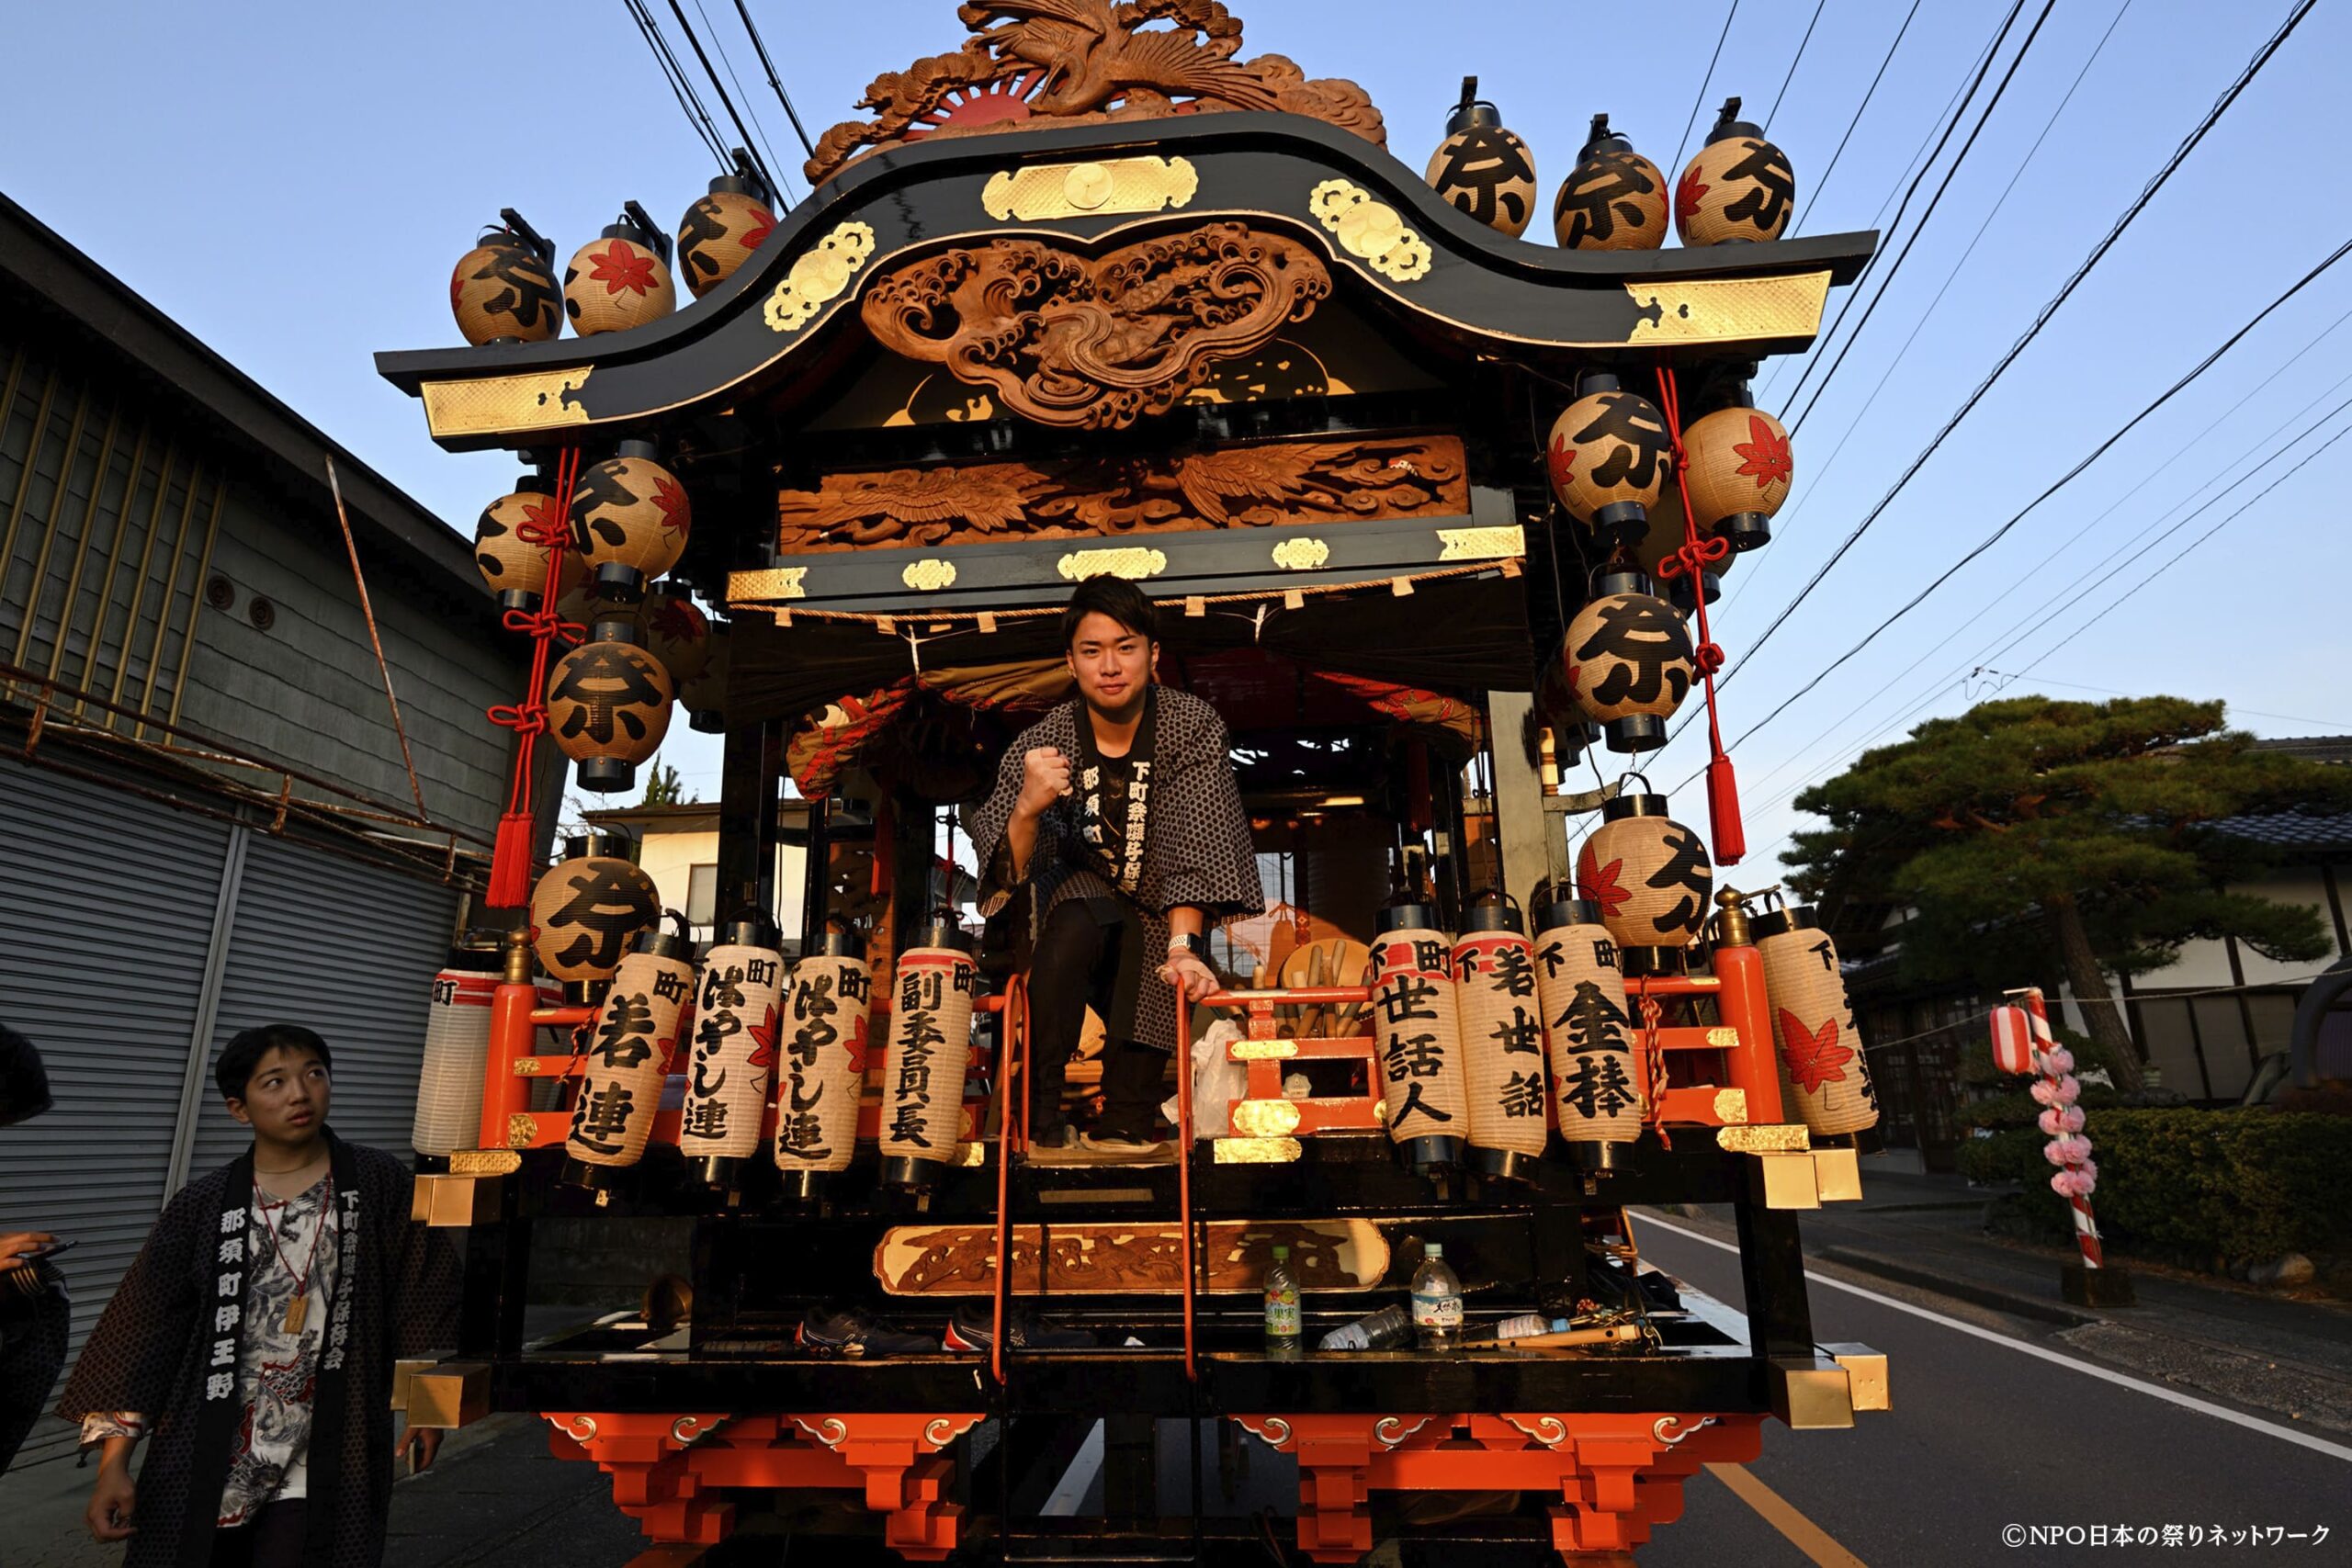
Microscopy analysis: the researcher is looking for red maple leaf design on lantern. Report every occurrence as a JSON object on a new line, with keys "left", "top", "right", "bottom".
{"left": 1732, "top": 413, "right": 1792, "bottom": 489}
{"left": 741, "top": 207, "right": 777, "bottom": 254}
{"left": 588, "top": 242, "right": 659, "bottom": 299}
{"left": 1577, "top": 849, "right": 1630, "bottom": 916}
{"left": 517, "top": 493, "right": 566, "bottom": 547}
{"left": 651, "top": 476, "right": 691, "bottom": 537}
{"left": 1675, "top": 166, "right": 1709, "bottom": 224}
{"left": 744, "top": 1003, "right": 779, "bottom": 1075}
{"left": 648, "top": 595, "right": 706, "bottom": 642}
{"left": 1778, "top": 1010, "right": 1853, "bottom": 1094}
{"left": 1545, "top": 432, "right": 1577, "bottom": 494}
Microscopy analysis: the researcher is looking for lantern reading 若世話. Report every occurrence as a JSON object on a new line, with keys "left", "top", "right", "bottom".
{"left": 1453, "top": 895, "right": 1549, "bottom": 1183}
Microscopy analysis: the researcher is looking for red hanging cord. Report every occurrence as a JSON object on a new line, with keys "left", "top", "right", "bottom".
{"left": 483, "top": 446, "right": 585, "bottom": 907}
{"left": 1650, "top": 368, "right": 1747, "bottom": 866}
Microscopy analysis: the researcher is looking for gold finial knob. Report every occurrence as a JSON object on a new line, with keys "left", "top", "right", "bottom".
{"left": 502, "top": 925, "right": 534, "bottom": 986}
{"left": 1713, "top": 887, "right": 1754, "bottom": 947}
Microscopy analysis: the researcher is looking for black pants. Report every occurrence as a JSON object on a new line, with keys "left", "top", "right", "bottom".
{"left": 0, "top": 1278, "right": 68, "bottom": 1471}
{"left": 1029, "top": 899, "right": 1168, "bottom": 1138}
{"left": 209, "top": 1500, "right": 309, "bottom": 1567}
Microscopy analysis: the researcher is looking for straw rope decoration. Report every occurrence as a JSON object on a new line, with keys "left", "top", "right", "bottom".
{"left": 1370, "top": 927, "right": 1469, "bottom": 1144}
{"left": 678, "top": 938, "right": 788, "bottom": 1165}
{"left": 876, "top": 943, "right": 979, "bottom": 1170}
{"left": 1757, "top": 914, "right": 1881, "bottom": 1136}
{"left": 1453, "top": 928, "right": 1551, "bottom": 1163}
{"left": 566, "top": 941, "right": 696, "bottom": 1169}
{"left": 775, "top": 950, "right": 875, "bottom": 1174}
{"left": 1534, "top": 912, "right": 1644, "bottom": 1147}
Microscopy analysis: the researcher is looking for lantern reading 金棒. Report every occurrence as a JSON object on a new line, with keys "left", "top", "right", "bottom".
{"left": 1424, "top": 77, "right": 1538, "bottom": 238}
{"left": 1577, "top": 792, "right": 1714, "bottom": 948}
{"left": 1553, "top": 114, "right": 1668, "bottom": 252}
{"left": 1676, "top": 97, "right": 1795, "bottom": 247}
{"left": 1563, "top": 570, "right": 1696, "bottom": 752}
{"left": 547, "top": 618, "right": 674, "bottom": 795}
{"left": 1535, "top": 897, "right": 1643, "bottom": 1167}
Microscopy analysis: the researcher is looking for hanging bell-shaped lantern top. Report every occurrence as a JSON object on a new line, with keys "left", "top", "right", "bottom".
{"left": 450, "top": 209, "right": 562, "bottom": 347}
{"left": 1424, "top": 75, "right": 1539, "bottom": 239}
{"left": 1554, "top": 114, "right": 1668, "bottom": 252}
{"left": 679, "top": 149, "right": 779, "bottom": 299}
{"left": 564, "top": 201, "right": 678, "bottom": 337}
{"left": 1677, "top": 96, "right": 1797, "bottom": 246}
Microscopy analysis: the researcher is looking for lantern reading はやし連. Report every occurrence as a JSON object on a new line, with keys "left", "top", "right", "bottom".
{"left": 1563, "top": 570, "right": 1696, "bottom": 752}
{"left": 1424, "top": 78, "right": 1539, "bottom": 238}
{"left": 548, "top": 618, "right": 674, "bottom": 795}
{"left": 1676, "top": 97, "right": 1796, "bottom": 247}
{"left": 678, "top": 917, "right": 788, "bottom": 1190}
{"left": 1547, "top": 372, "right": 1672, "bottom": 549}
{"left": 775, "top": 927, "right": 876, "bottom": 1201}
{"left": 1553, "top": 114, "right": 1668, "bottom": 252}
{"left": 570, "top": 440, "right": 691, "bottom": 604}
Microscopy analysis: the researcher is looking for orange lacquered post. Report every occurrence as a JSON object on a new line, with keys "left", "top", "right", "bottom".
{"left": 1710, "top": 941, "right": 1785, "bottom": 1126}
{"left": 481, "top": 927, "right": 539, "bottom": 1151}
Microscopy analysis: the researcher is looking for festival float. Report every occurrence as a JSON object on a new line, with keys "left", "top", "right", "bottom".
{"left": 382, "top": 6, "right": 1891, "bottom": 1561}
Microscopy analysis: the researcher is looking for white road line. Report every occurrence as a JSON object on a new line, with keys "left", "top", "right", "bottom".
{"left": 1043, "top": 1420, "right": 1105, "bottom": 1516}
{"left": 1634, "top": 1213, "right": 2352, "bottom": 1466}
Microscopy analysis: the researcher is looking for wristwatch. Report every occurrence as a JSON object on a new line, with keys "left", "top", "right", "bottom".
{"left": 1166, "top": 932, "right": 1206, "bottom": 959}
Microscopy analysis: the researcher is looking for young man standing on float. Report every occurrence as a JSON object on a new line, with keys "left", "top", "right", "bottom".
{"left": 62, "top": 1024, "right": 455, "bottom": 1568}
{"left": 970, "top": 579, "right": 1263, "bottom": 1157}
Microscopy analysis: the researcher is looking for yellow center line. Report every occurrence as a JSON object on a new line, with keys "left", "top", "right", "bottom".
{"left": 1706, "top": 1461, "right": 1869, "bottom": 1568}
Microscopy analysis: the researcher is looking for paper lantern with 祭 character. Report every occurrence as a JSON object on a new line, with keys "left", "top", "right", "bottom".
{"left": 1370, "top": 900, "right": 1467, "bottom": 1175}
{"left": 570, "top": 440, "right": 692, "bottom": 603}
{"left": 1577, "top": 791, "right": 1714, "bottom": 947}
{"left": 678, "top": 152, "right": 778, "bottom": 299}
{"left": 876, "top": 916, "right": 979, "bottom": 1190}
{"left": 1535, "top": 897, "right": 1643, "bottom": 1167}
{"left": 1754, "top": 901, "right": 1880, "bottom": 1136}
{"left": 1424, "top": 77, "right": 1538, "bottom": 238}
{"left": 563, "top": 202, "right": 676, "bottom": 336}
{"left": 1546, "top": 371, "right": 1672, "bottom": 548}
{"left": 1679, "top": 389, "right": 1791, "bottom": 551}
{"left": 449, "top": 209, "right": 561, "bottom": 345}
{"left": 639, "top": 587, "right": 712, "bottom": 687}
{"left": 530, "top": 829, "right": 662, "bottom": 987}
{"left": 561, "top": 917, "right": 697, "bottom": 1189}
{"left": 774, "top": 926, "right": 875, "bottom": 1201}
{"left": 1563, "top": 570, "right": 1696, "bottom": 752}
{"left": 678, "top": 915, "right": 788, "bottom": 1190}
{"left": 1554, "top": 114, "right": 1668, "bottom": 251}
{"left": 547, "top": 618, "right": 674, "bottom": 794}
{"left": 1677, "top": 96, "right": 1796, "bottom": 246}
{"left": 1452, "top": 893, "right": 1548, "bottom": 1183}
{"left": 472, "top": 473, "right": 565, "bottom": 612}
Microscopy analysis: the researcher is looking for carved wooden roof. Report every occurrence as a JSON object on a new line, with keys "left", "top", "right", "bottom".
{"left": 805, "top": 0, "right": 1385, "bottom": 186}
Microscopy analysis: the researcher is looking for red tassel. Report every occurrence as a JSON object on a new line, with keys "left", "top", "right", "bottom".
{"left": 1706, "top": 754, "right": 1747, "bottom": 867}
{"left": 485, "top": 811, "right": 537, "bottom": 908}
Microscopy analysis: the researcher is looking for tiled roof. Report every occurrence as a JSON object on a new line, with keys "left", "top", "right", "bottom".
{"left": 2252, "top": 736, "right": 2352, "bottom": 765}
{"left": 2211, "top": 811, "right": 2352, "bottom": 852}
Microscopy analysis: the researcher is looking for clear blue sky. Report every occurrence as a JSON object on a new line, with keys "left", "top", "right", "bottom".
{"left": 6, "top": 0, "right": 2346, "bottom": 870}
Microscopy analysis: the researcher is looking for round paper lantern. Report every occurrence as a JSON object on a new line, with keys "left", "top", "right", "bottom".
{"left": 1370, "top": 901, "right": 1466, "bottom": 1174}
{"left": 530, "top": 830, "right": 662, "bottom": 986}
{"left": 547, "top": 618, "right": 674, "bottom": 794}
{"left": 1563, "top": 570, "right": 1696, "bottom": 752}
{"left": 449, "top": 214, "right": 561, "bottom": 346}
{"left": 1452, "top": 896, "right": 1548, "bottom": 1183}
{"left": 472, "top": 474, "right": 565, "bottom": 612}
{"left": 775, "top": 926, "right": 876, "bottom": 1201}
{"left": 678, "top": 916, "right": 787, "bottom": 1190}
{"left": 1546, "top": 372, "right": 1672, "bottom": 548}
{"left": 639, "top": 587, "right": 712, "bottom": 687}
{"left": 1632, "top": 487, "right": 1724, "bottom": 613}
{"left": 1755, "top": 904, "right": 1881, "bottom": 1136}
{"left": 1679, "top": 394, "right": 1791, "bottom": 551}
{"left": 1553, "top": 114, "right": 1668, "bottom": 251}
{"left": 563, "top": 208, "right": 675, "bottom": 336}
{"left": 1677, "top": 96, "right": 1796, "bottom": 247}
{"left": 411, "top": 946, "right": 502, "bottom": 1158}
{"left": 680, "top": 618, "right": 731, "bottom": 735}
{"left": 877, "top": 918, "right": 978, "bottom": 1190}
{"left": 571, "top": 440, "right": 691, "bottom": 604}
{"left": 1576, "top": 792, "right": 1714, "bottom": 947}
{"left": 677, "top": 161, "right": 777, "bottom": 299}
{"left": 1535, "top": 897, "right": 1643, "bottom": 1167}
{"left": 1424, "top": 79, "right": 1538, "bottom": 237}
{"left": 562, "top": 919, "right": 696, "bottom": 1188}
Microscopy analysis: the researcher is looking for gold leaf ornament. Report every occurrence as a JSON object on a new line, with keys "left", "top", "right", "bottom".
{"left": 765, "top": 221, "right": 877, "bottom": 333}
{"left": 1309, "top": 180, "right": 1430, "bottom": 283}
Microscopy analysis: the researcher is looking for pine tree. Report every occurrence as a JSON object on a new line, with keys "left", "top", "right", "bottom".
{"left": 642, "top": 761, "right": 692, "bottom": 807}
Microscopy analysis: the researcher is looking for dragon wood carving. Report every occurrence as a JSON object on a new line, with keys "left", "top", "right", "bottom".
{"left": 861, "top": 223, "right": 1331, "bottom": 431}
{"left": 775, "top": 436, "right": 1465, "bottom": 550}
{"left": 806, "top": 0, "right": 1385, "bottom": 186}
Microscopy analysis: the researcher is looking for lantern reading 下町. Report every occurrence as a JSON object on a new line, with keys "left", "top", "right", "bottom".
{"left": 449, "top": 211, "right": 561, "bottom": 346}
{"left": 472, "top": 474, "right": 563, "bottom": 612}
{"left": 563, "top": 204, "right": 676, "bottom": 336}
{"left": 775, "top": 927, "right": 876, "bottom": 1201}
{"left": 547, "top": 618, "right": 674, "bottom": 795}
{"left": 1535, "top": 898, "right": 1643, "bottom": 1168}
{"left": 562, "top": 919, "right": 696, "bottom": 1188}
{"left": 1370, "top": 901, "right": 1467, "bottom": 1174}
{"left": 529, "top": 830, "right": 662, "bottom": 987}
{"left": 1577, "top": 792, "right": 1714, "bottom": 948}
{"left": 1563, "top": 570, "right": 1696, "bottom": 752}
{"left": 1676, "top": 97, "right": 1795, "bottom": 247}
{"left": 876, "top": 918, "right": 979, "bottom": 1190}
{"left": 1755, "top": 903, "right": 1881, "bottom": 1137}
{"left": 678, "top": 917, "right": 788, "bottom": 1190}
{"left": 1453, "top": 895, "right": 1549, "bottom": 1183}
{"left": 1423, "top": 77, "right": 1538, "bottom": 238}
{"left": 678, "top": 155, "right": 777, "bottom": 299}
{"left": 570, "top": 441, "right": 691, "bottom": 604}
{"left": 1553, "top": 114, "right": 1668, "bottom": 252}
{"left": 1546, "top": 372, "right": 1672, "bottom": 548}
{"left": 1679, "top": 392, "right": 1791, "bottom": 552}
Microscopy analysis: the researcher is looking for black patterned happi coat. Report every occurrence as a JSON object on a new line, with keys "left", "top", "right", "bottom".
{"left": 968, "top": 686, "right": 1263, "bottom": 1053}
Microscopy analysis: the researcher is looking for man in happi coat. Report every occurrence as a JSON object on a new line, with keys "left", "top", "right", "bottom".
{"left": 60, "top": 1024, "right": 456, "bottom": 1568}
{"left": 969, "top": 579, "right": 1263, "bottom": 1156}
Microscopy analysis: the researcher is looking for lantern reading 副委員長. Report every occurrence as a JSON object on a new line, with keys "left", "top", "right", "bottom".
{"left": 877, "top": 918, "right": 979, "bottom": 1190}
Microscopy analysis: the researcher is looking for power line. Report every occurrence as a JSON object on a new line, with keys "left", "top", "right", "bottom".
{"left": 1785, "top": 0, "right": 1922, "bottom": 237}
{"left": 735, "top": 0, "right": 820, "bottom": 162}
{"left": 625, "top": 0, "right": 729, "bottom": 165}
{"left": 666, "top": 0, "right": 781, "bottom": 199}
{"left": 1669, "top": 0, "right": 1742, "bottom": 178}
{"left": 1760, "top": 0, "right": 1828, "bottom": 132}
{"left": 691, "top": 0, "right": 793, "bottom": 203}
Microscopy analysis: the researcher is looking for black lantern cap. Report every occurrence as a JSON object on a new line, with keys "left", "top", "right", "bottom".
{"left": 1399, "top": 1133, "right": 1464, "bottom": 1175}
{"left": 1664, "top": 568, "right": 1723, "bottom": 612}
{"left": 1592, "top": 568, "right": 1657, "bottom": 601}
{"left": 565, "top": 827, "right": 638, "bottom": 862}
{"left": 513, "top": 473, "right": 554, "bottom": 497}
{"left": 1750, "top": 903, "right": 1820, "bottom": 942}
{"left": 493, "top": 208, "right": 555, "bottom": 264}
{"left": 1537, "top": 896, "right": 1605, "bottom": 933}
{"left": 1376, "top": 899, "right": 1445, "bottom": 936}
{"left": 1445, "top": 75, "right": 1503, "bottom": 135}
{"left": 910, "top": 908, "right": 974, "bottom": 953}
{"left": 1459, "top": 888, "right": 1525, "bottom": 935}
{"left": 615, "top": 438, "right": 662, "bottom": 465}
{"left": 1606, "top": 715, "right": 1668, "bottom": 753}
{"left": 717, "top": 909, "right": 781, "bottom": 950}
{"left": 1574, "top": 367, "right": 1623, "bottom": 398}
{"left": 632, "top": 909, "right": 697, "bottom": 964}
{"left": 1619, "top": 943, "right": 1688, "bottom": 978}
{"left": 1600, "top": 788, "right": 1671, "bottom": 823}
{"left": 588, "top": 616, "right": 643, "bottom": 647}
{"left": 1704, "top": 96, "right": 1765, "bottom": 146}
{"left": 603, "top": 202, "right": 673, "bottom": 264}
{"left": 1578, "top": 113, "right": 1634, "bottom": 161}
{"left": 709, "top": 147, "right": 775, "bottom": 206}
{"left": 813, "top": 922, "right": 867, "bottom": 961}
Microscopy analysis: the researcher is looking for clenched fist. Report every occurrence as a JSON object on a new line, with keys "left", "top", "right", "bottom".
{"left": 1015, "top": 746, "right": 1072, "bottom": 818}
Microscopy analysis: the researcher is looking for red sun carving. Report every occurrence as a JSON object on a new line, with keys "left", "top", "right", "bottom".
{"left": 587, "top": 242, "right": 659, "bottom": 299}
{"left": 1778, "top": 1010, "right": 1854, "bottom": 1095}
{"left": 1732, "top": 413, "right": 1792, "bottom": 489}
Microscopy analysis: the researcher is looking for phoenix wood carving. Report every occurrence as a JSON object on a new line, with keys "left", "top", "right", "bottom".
{"left": 806, "top": 1, "right": 1385, "bottom": 186}
{"left": 860, "top": 223, "right": 1331, "bottom": 431}
{"left": 775, "top": 436, "right": 1465, "bottom": 550}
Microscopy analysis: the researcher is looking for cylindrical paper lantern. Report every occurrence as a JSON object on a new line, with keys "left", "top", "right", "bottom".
{"left": 775, "top": 926, "right": 876, "bottom": 1200}
{"left": 1370, "top": 901, "right": 1466, "bottom": 1174}
{"left": 563, "top": 209, "right": 675, "bottom": 336}
{"left": 1754, "top": 905, "right": 1881, "bottom": 1135}
{"left": 571, "top": 440, "right": 691, "bottom": 603}
{"left": 679, "top": 618, "right": 730, "bottom": 735}
{"left": 1453, "top": 896, "right": 1548, "bottom": 1182}
{"left": 473, "top": 474, "right": 564, "bottom": 612}
{"left": 1546, "top": 372, "right": 1672, "bottom": 548}
{"left": 1576, "top": 792, "right": 1714, "bottom": 947}
{"left": 1563, "top": 570, "right": 1696, "bottom": 752}
{"left": 1676, "top": 96, "right": 1795, "bottom": 247}
{"left": 678, "top": 162, "right": 777, "bottom": 299}
{"left": 449, "top": 214, "right": 561, "bottom": 346}
{"left": 1535, "top": 898, "right": 1643, "bottom": 1167}
{"left": 1553, "top": 114, "right": 1668, "bottom": 251}
{"left": 412, "top": 947, "right": 501, "bottom": 1158}
{"left": 530, "top": 830, "right": 662, "bottom": 985}
{"left": 562, "top": 919, "right": 696, "bottom": 1187}
{"left": 639, "top": 587, "right": 711, "bottom": 687}
{"left": 1679, "top": 394, "right": 1791, "bottom": 552}
{"left": 876, "top": 918, "right": 978, "bottom": 1190}
{"left": 1424, "top": 79, "right": 1538, "bottom": 237}
{"left": 679, "top": 916, "right": 788, "bottom": 1190}
{"left": 548, "top": 618, "right": 674, "bottom": 794}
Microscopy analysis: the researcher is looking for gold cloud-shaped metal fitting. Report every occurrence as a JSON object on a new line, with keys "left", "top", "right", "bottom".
{"left": 1309, "top": 180, "right": 1430, "bottom": 284}
{"left": 1057, "top": 547, "right": 1167, "bottom": 581}
{"left": 982, "top": 156, "right": 1200, "bottom": 220}
{"left": 766, "top": 221, "right": 878, "bottom": 333}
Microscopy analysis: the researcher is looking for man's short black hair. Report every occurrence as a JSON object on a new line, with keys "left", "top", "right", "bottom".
{"left": 1060, "top": 577, "right": 1158, "bottom": 649}
{"left": 216, "top": 1024, "right": 333, "bottom": 1101}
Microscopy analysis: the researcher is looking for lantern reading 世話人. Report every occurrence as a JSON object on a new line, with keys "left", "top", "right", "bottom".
{"left": 449, "top": 210, "right": 561, "bottom": 346}
{"left": 1676, "top": 97, "right": 1796, "bottom": 247}
{"left": 1554, "top": 114, "right": 1668, "bottom": 252}
{"left": 678, "top": 915, "right": 788, "bottom": 1191}
{"left": 561, "top": 919, "right": 697, "bottom": 1190}
{"left": 775, "top": 926, "right": 876, "bottom": 1201}
{"left": 1546, "top": 371, "right": 1672, "bottom": 550}
{"left": 1563, "top": 570, "right": 1696, "bottom": 752}
{"left": 1535, "top": 897, "right": 1643, "bottom": 1168}
{"left": 1370, "top": 900, "right": 1467, "bottom": 1175}
{"left": 1424, "top": 76, "right": 1538, "bottom": 238}
{"left": 472, "top": 473, "right": 563, "bottom": 612}
{"left": 570, "top": 440, "right": 691, "bottom": 604}
{"left": 1577, "top": 791, "right": 1714, "bottom": 948}
{"left": 678, "top": 153, "right": 777, "bottom": 299}
{"left": 1754, "top": 903, "right": 1880, "bottom": 1137}
{"left": 529, "top": 830, "right": 662, "bottom": 988}
{"left": 563, "top": 203, "right": 675, "bottom": 336}
{"left": 547, "top": 618, "right": 674, "bottom": 795}
{"left": 877, "top": 917, "right": 979, "bottom": 1190}
{"left": 1453, "top": 894, "right": 1548, "bottom": 1184}
{"left": 1679, "top": 387, "right": 1791, "bottom": 552}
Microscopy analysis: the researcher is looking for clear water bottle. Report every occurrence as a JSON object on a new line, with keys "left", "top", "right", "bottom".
{"left": 1410, "top": 1242, "right": 1464, "bottom": 1350}
{"left": 1318, "top": 1303, "right": 1413, "bottom": 1351}
{"left": 1264, "top": 1245, "right": 1302, "bottom": 1350}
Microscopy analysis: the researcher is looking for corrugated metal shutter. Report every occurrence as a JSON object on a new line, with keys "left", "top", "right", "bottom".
{"left": 189, "top": 835, "right": 458, "bottom": 1177}
{"left": 0, "top": 756, "right": 232, "bottom": 1466}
